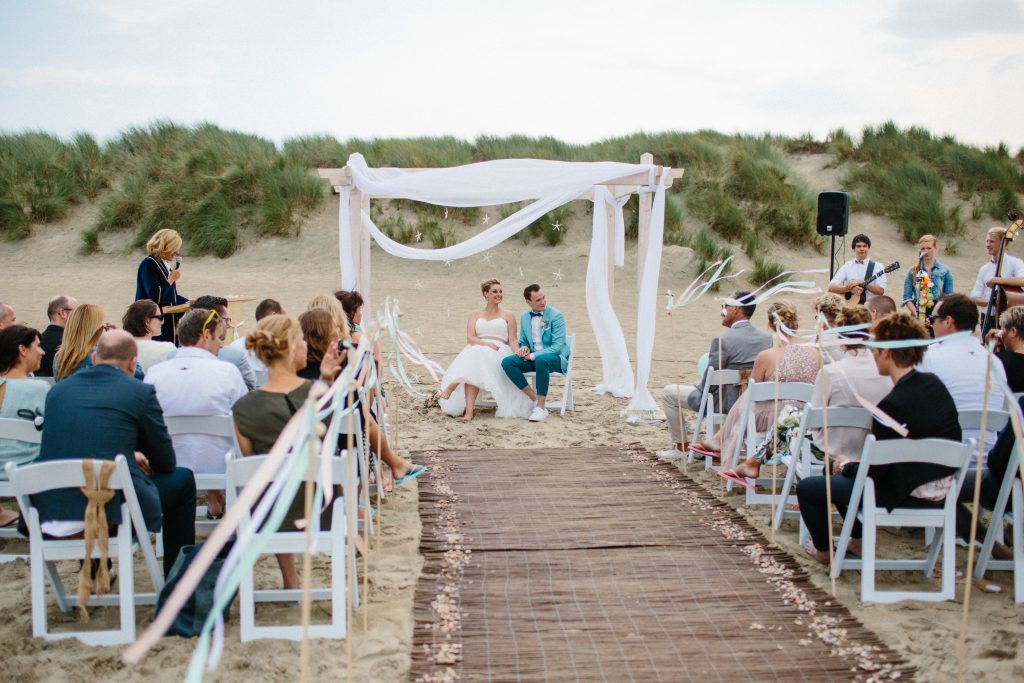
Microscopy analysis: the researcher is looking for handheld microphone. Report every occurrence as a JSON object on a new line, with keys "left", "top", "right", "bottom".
{"left": 174, "top": 255, "right": 182, "bottom": 270}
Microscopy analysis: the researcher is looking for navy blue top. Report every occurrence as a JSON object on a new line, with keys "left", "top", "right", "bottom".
{"left": 135, "top": 255, "right": 188, "bottom": 343}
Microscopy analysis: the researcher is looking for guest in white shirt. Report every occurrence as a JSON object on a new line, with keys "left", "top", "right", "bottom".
{"left": 121, "top": 300, "right": 175, "bottom": 373}
{"left": 828, "top": 234, "right": 888, "bottom": 303}
{"left": 970, "top": 226, "right": 1024, "bottom": 327}
{"left": 176, "top": 295, "right": 257, "bottom": 389}
{"left": 918, "top": 293, "right": 1006, "bottom": 458}
{"left": 145, "top": 307, "right": 247, "bottom": 517}
{"left": 228, "top": 298, "right": 284, "bottom": 387}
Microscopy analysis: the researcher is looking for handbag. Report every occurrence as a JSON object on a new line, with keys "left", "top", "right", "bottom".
{"left": 154, "top": 539, "right": 237, "bottom": 637}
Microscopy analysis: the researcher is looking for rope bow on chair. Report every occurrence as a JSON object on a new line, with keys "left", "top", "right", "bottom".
{"left": 77, "top": 459, "right": 116, "bottom": 622}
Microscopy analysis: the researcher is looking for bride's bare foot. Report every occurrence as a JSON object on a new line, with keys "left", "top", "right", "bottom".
{"left": 438, "top": 383, "right": 458, "bottom": 401}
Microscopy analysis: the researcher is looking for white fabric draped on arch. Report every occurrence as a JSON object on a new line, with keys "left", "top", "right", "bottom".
{"left": 336, "top": 153, "right": 667, "bottom": 411}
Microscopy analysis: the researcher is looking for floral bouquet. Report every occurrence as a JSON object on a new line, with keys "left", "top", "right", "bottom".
{"left": 916, "top": 270, "right": 934, "bottom": 320}
{"left": 753, "top": 405, "right": 804, "bottom": 465}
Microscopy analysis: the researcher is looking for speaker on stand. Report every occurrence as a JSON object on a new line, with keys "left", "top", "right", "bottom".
{"left": 817, "top": 191, "right": 849, "bottom": 280}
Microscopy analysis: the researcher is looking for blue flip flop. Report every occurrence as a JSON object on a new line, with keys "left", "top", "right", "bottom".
{"left": 395, "top": 464, "right": 428, "bottom": 487}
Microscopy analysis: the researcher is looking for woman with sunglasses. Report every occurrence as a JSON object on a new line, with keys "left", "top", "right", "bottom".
{"left": 122, "top": 300, "right": 176, "bottom": 373}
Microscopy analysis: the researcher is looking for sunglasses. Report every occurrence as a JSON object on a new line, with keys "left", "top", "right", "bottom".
{"left": 926, "top": 313, "right": 946, "bottom": 323}
{"left": 201, "top": 310, "right": 221, "bottom": 334}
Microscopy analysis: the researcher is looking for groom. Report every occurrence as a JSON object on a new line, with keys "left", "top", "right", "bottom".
{"left": 501, "top": 284, "right": 571, "bottom": 422}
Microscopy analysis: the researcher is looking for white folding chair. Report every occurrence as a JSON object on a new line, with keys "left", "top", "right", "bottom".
{"left": 958, "top": 408, "right": 1009, "bottom": 449}
{"left": 832, "top": 436, "right": 973, "bottom": 603}
{"left": 163, "top": 414, "right": 240, "bottom": 534}
{"left": 773, "top": 406, "right": 873, "bottom": 532}
{"left": 973, "top": 443, "right": 1023, "bottom": 603}
{"left": 679, "top": 366, "right": 740, "bottom": 467}
{"left": 0, "top": 417, "right": 42, "bottom": 562}
{"left": 721, "top": 379, "right": 814, "bottom": 494}
{"left": 226, "top": 453, "right": 348, "bottom": 642}
{"left": 5, "top": 455, "right": 165, "bottom": 645}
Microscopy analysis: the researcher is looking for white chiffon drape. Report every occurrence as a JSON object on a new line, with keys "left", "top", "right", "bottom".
{"left": 336, "top": 153, "right": 667, "bottom": 411}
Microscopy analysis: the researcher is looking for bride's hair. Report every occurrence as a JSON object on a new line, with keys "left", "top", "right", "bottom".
{"left": 480, "top": 279, "right": 501, "bottom": 295}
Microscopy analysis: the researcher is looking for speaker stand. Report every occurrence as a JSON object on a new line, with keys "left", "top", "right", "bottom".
{"left": 829, "top": 234, "right": 838, "bottom": 280}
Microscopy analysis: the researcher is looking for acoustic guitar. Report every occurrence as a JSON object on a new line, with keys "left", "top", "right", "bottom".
{"left": 843, "top": 261, "right": 900, "bottom": 304}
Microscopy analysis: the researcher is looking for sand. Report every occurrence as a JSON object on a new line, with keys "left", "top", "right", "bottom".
{"left": 0, "top": 152, "right": 1021, "bottom": 681}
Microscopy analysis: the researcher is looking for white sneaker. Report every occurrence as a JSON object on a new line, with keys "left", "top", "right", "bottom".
{"left": 655, "top": 448, "right": 686, "bottom": 460}
{"left": 528, "top": 406, "right": 549, "bottom": 422}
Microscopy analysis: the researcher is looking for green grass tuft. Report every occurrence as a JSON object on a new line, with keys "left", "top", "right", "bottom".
{"left": 749, "top": 253, "right": 788, "bottom": 285}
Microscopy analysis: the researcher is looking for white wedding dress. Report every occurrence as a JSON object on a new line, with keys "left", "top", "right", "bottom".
{"left": 439, "top": 317, "right": 534, "bottom": 419}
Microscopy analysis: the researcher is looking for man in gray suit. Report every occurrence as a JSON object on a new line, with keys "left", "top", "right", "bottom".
{"left": 658, "top": 292, "right": 773, "bottom": 458}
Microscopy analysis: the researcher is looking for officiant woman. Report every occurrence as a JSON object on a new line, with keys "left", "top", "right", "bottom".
{"left": 135, "top": 228, "right": 190, "bottom": 343}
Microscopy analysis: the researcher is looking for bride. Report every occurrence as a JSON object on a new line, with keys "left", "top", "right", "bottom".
{"left": 437, "top": 279, "right": 535, "bottom": 421}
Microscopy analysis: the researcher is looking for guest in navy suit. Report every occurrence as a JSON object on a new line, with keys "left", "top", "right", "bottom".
{"left": 136, "top": 228, "right": 189, "bottom": 343}
{"left": 33, "top": 330, "right": 195, "bottom": 575}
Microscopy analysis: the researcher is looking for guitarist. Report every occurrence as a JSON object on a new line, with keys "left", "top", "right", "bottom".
{"left": 971, "top": 226, "right": 1024, "bottom": 331}
{"left": 828, "top": 234, "right": 887, "bottom": 303}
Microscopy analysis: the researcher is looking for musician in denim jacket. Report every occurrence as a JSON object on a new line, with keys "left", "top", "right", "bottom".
{"left": 902, "top": 234, "right": 954, "bottom": 317}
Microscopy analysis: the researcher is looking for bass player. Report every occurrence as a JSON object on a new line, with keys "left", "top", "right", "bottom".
{"left": 828, "top": 233, "right": 888, "bottom": 303}
{"left": 972, "top": 226, "right": 1024, "bottom": 332}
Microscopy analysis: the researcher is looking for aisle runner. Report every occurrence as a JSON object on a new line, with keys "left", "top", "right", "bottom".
{"left": 411, "top": 447, "right": 911, "bottom": 683}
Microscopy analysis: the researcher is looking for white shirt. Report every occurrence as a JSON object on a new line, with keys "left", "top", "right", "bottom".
{"left": 918, "top": 334, "right": 1006, "bottom": 458}
{"left": 970, "top": 255, "right": 1024, "bottom": 309}
{"left": 530, "top": 314, "right": 545, "bottom": 358}
{"left": 829, "top": 259, "right": 887, "bottom": 300}
{"left": 135, "top": 338, "right": 176, "bottom": 373}
{"left": 230, "top": 335, "right": 267, "bottom": 377}
{"left": 144, "top": 347, "right": 247, "bottom": 474}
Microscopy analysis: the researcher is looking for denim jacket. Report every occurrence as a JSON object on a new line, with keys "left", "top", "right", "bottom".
{"left": 902, "top": 260, "right": 954, "bottom": 305}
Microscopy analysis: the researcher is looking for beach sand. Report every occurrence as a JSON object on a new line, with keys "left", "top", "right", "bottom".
{"left": 0, "top": 152, "right": 1021, "bottom": 681}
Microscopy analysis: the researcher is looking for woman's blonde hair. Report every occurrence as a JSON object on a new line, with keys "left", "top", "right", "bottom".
{"left": 766, "top": 301, "right": 798, "bottom": 334}
{"left": 480, "top": 279, "right": 500, "bottom": 295}
{"left": 55, "top": 304, "right": 105, "bottom": 380}
{"left": 911, "top": 234, "right": 938, "bottom": 274}
{"left": 145, "top": 228, "right": 183, "bottom": 258}
{"left": 835, "top": 305, "right": 872, "bottom": 348}
{"left": 246, "top": 314, "right": 303, "bottom": 367}
{"left": 307, "top": 294, "right": 350, "bottom": 341}
{"left": 298, "top": 308, "right": 334, "bottom": 363}
{"left": 813, "top": 293, "right": 842, "bottom": 324}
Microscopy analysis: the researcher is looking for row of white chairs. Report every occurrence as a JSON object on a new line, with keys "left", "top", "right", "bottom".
{"left": 683, "top": 369, "right": 1023, "bottom": 604}
{"left": 0, "top": 409, "right": 370, "bottom": 644}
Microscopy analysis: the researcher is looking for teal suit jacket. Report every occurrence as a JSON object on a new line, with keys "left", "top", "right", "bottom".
{"left": 518, "top": 305, "right": 570, "bottom": 373}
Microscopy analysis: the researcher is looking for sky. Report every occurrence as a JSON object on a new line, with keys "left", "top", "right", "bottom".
{"left": 2, "top": 0, "right": 1024, "bottom": 150}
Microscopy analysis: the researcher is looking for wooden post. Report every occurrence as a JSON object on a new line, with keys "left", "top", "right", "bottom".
{"left": 347, "top": 188, "right": 364, "bottom": 293}
{"left": 606, "top": 202, "right": 616, "bottom": 301}
{"left": 360, "top": 193, "right": 372, "bottom": 309}
{"left": 637, "top": 152, "right": 654, "bottom": 288}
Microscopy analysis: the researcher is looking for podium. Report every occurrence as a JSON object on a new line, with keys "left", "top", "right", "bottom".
{"left": 162, "top": 295, "right": 256, "bottom": 343}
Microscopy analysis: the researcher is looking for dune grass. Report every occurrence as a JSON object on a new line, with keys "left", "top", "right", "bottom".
{"left": 3, "top": 122, "right": 1021, "bottom": 260}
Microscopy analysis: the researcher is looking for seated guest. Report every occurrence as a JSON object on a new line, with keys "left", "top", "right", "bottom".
{"left": 659, "top": 292, "right": 772, "bottom": 457}
{"left": 0, "top": 302, "right": 16, "bottom": 331}
{"left": 297, "top": 308, "right": 335, "bottom": 381}
{"left": 991, "top": 305, "right": 1024, "bottom": 392}
{"left": 54, "top": 304, "right": 143, "bottom": 381}
{"left": 145, "top": 308, "right": 247, "bottom": 518}
{"left": 229, "top": 298, "right": 284, "bottom": 386}
{"left": 0, "top": 325, "right": 50, "bottom": 526}
{"left": 122, "top": 300, "right": 175, "bottom": 372}
{"left": 33, "top": 330, "right": 196, "bottom": 576}
{"left": 309, "top": 294, "right": 351, "bottom": 342}
{"left": 233, "top": 315, "right": 424, "bottom": 589}
{"left": 181, "top": 296, "right": 256, "bottom": 390}
{"left": 813, "top": 293, "right": 845, "bottom": 364}
{"left": 36, "top": 295, "right": 78, "bottom": 377}
{"left": 721, "top": 306, "right": 890, "bottom": 482}
{"left": 865, "top": 295, "right": 897, "bottom": 321}
{"left": 701, "top": 302, "right": 819, "bottom": 472}
{"left": 919, "top": 293, "right": 1006, "bottom": 455}
{"left": 797, "top": 313, "right": 961, "bottom": 563}
{"left": 957, "top": 395, "right": 1023, "bottom": 559}
{"left": 334, "top": 290, "right": 380, "bottom": 368}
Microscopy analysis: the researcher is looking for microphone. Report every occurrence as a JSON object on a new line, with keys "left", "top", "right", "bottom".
{"left": 918, "top": 250, "right": 926, "bottom": 260}
{"left": 174, "top": 255, "right": 182, "bottom": 270}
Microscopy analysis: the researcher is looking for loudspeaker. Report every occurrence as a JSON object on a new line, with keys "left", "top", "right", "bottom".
{"left": 816, "top": 191, "right": 849, "bottom": 236}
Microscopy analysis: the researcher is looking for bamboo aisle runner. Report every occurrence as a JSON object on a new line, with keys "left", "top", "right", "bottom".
{"left": 411, "top": 446, "right": 912, "bottom": 682}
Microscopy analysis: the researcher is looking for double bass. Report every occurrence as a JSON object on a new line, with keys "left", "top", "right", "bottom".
{"left": 981, "top": 208, "right": 1024, "bottom": 338}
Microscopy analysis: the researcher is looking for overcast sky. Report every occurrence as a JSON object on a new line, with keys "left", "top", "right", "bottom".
{"left": 2, "top": 0, "right": 1024, "bottom": 150}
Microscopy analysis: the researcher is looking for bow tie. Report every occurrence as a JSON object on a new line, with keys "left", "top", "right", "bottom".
{"left": 530, "top": 312, "right": 543, "bottom": 317}
{"left": 855, "top": 260, "right": 866, "bottom": 265}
